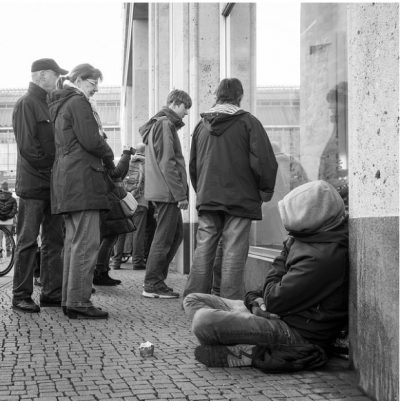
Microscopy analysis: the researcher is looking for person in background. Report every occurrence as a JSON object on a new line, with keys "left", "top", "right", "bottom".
{"left": 0, "top": 181, "right": 17, "bottom": 253}
{"left": 183, "top": 78, "right": 278, "bottom": 301}
{"left": 49, "top": 63, "right": 114, "bottom": 319}
{"left": 12, "top": 58, "right": 67, "bottom": 313}
{"left": 183, "top": 180, "right": 348, "bottom": 372}
{"left": 139, "top": 90, "right": 191, "bottom": 299}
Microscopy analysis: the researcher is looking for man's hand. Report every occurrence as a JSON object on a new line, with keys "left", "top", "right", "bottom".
{"left": 251, "top": 297, "right": 280, "bottom": 319}
{"left": 177, "top": 200, "right": 189, "bottom": 210}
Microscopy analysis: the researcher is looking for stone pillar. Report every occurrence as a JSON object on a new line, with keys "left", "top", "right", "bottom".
{"left": 226, "top": 3, "right": 256, "bottom": 113}
{"left": 348, "top": 4, "right": 399, "bottom": 401}
{"left": 149, "top": 3, "right": 170, "bottom": 116}
{"left": 131, "top": 18, "right": 149, "bottom": 146}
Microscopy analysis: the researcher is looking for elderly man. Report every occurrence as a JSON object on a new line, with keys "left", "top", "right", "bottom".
{"left": 12, "top": 58, "right": 68, "bottom": 313}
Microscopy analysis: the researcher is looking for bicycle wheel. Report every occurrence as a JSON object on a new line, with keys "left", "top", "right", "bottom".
{"left": 0, "top": 226, "right": 15, "bottom": 276}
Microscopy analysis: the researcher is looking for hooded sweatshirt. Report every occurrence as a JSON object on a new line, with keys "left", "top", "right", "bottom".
{"left": 189, "top": 107, "right": 277, "bottom": 220}
{"left": 245, "top": 180, "right": 348, "bottom": 347}
{"left": 139, "top": 107, "right": 188, "bottom": 203}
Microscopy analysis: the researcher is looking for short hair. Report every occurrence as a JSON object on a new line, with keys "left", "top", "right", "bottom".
{"left": 57, "top": 63, "right": 103, "bottom": 88}
{"left": 215, "top": 78, "right": 243, "bottom": 106}
{"left": 166, "top": 89, "right": 192, "bottom": 109}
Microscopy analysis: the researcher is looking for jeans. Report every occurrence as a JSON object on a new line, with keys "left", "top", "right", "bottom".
{"left": 183, "top": 293, "right": 307, "bottom": 346}
{"left": 144, "top": 202, "right": 183, "bottom": 290}
{"left": 183, "top": 212, "right": 252, "bottom": 300}
{"left": 95, "top": 234, "right": 118, "bottom": 274}
{"left": 131, "top": 205, "right": 147, "bottom": 269}
{"left": 13, "top": 198, "right": 63, "bottom": 302}
{"left": 110, "top": 233, "right": 126, "bottom": 268}
{"left": 63, "top": 210, "right": 100, "bottom": 308}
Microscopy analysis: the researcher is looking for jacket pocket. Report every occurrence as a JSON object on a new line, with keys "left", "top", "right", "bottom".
{"left": 90, "top": 164, "right": 107, "bottom": 195}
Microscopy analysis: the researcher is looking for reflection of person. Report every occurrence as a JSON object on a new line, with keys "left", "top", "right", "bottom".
{"left": 183, "top": 78, "right": 278, "bottom": 300}
{"left": 319, "top": 82, "right": 348, "bottom": 206}
{"left": 49, "top": 64, "right": 114, "bottom": 319}
{"left": 183, "top": 180, "right": 348, "bottom": 372}
{"left": 12, "top": 58, "right": 67, "bottom": 313}
{"left": 140, "top": 90, "right": 191, "bottom": 299}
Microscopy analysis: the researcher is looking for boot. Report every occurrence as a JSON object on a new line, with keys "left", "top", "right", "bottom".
{"left": 93, "top": 271, "right": 121, "bottom": 286}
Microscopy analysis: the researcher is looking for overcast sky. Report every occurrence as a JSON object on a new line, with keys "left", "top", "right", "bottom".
{"left": 0, "top": 1, "right": 300, "bottom": 89}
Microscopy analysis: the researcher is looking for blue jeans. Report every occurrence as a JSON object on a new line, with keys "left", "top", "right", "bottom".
{"left": 144, "top": 202, "right": 183, "bottom": 290}
{"left": 183, "top": 212, "right": 252, "bottom": 300}
{"left": 13, "top": 198, "right": 63, "bottom": 302}
{"left": 183, "top": 293, "right": 307, "bottom": 346}
{"left": 63, "top": 211, "right": 100, "bottom": 308}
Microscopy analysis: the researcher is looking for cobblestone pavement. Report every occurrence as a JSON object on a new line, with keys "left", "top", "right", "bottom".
{"left": 0, "top": 265, "right": 371, "bottom": 401}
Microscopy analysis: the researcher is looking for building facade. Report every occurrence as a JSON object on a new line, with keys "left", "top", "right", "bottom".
{"left": 0, "top": 86, "right": 122, "bottom": 190}
{"left": 121, "top": 3, "right": 399, "bottom": 401}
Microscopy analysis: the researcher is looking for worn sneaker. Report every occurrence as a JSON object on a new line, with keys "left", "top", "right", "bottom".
{"left": 142, "top": 285, "right": 180, "bottom": 299}
{"left": 195, "top": 344, "right": 255, "bottom": 368}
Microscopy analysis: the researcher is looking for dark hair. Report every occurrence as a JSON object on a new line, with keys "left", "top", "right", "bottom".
{"left": 57, "top": 63, "right": 103, "bottom": 89}
{"left": 166, "top": 89, "right": 192, "bottom": 109}
{"left": 215, "top": 78, "right": 243, "bottom": 106}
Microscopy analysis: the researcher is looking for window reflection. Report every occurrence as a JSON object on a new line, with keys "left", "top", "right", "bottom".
{"left": 251, "top": 3, "right": 348, "bottom": 252}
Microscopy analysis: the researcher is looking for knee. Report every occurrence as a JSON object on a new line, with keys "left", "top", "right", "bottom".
{"left": 192, "top": 309, "right": 215, "bottom": 340}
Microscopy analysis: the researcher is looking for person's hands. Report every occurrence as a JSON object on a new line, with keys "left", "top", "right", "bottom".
{"left": 251, "top": 297, "right": 280, "bottom": 319}
{"left": 123, "top": 145, "right": 136, "bottom": 155}
{"left": 177, "top": 200, "right": 189, "bottom": 210}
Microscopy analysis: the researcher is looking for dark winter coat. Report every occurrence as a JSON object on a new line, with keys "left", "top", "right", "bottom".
{"left": 139, "top": 107, "right": 188, "bottom": 203}
{"left": 48, "top": 87, "right": 114, "bottom": 214}
{"left": 12, "top": 83, "right": 56, "bottom": 200}
{"left": 245, "top": 222, "right": 349, "bottom": 348}
{"left": 190, "top": 110, "right": 278, "bottom": 220}
{"left": 0, "top": 190, "right": 17, "bottom": 221}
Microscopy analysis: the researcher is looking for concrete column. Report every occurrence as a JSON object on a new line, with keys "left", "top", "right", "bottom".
{"left": 149, "top": 3, "right": 170, "bottom": 116}
{"left": 131, "top": 19, "right": 149, "bottom": 146}
{"left": 347, "top": 4, "right": 399, "bottom": 401}
{"left": 227, "top": 3, "right": 256, "bottom": 113}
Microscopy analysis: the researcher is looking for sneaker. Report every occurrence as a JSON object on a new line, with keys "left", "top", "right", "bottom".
{"left": 194, "top": 344, "right": 255, "bottom": 368}
{"left": 142, "top": 285, "right": 180, "bottom": 299}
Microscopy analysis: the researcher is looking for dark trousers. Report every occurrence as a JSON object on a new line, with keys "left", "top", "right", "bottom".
{"left": 13, "top": 198, "right": 64, "bottom": 301}
{"left": 131, "top": 205, "right": 148, "bottom": 269}
{"left": 144, "top": 202, "right": 182, "bottom": 290}
{"left": 95, "top": 234, "right": 118, "bottom": 275}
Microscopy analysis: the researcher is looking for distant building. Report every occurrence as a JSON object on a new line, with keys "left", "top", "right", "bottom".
{"left": 0, "top": 86, "right": 121, "bottom": 190}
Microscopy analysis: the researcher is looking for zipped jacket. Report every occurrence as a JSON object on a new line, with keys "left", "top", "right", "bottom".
{"left": 12, "top": 83, "right": 56, "bottom": 200}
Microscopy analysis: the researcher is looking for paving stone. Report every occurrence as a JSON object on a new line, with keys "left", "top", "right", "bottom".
{"left": 0, "top": 270, "right": 372, "bottom": 401}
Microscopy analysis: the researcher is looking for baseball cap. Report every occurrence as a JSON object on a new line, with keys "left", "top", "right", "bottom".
{"left": 31, "top": 58, "right": 68, "bottom": 75}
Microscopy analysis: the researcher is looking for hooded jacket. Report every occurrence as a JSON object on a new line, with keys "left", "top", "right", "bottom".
{"left": 12, "top": 83, "right": 56, "bottom": 200}
{"left": 0, "top": 190, "right": 17, "bottom": 221}
{"left": 245, "top": 180, "right": 349, "bottom": 347}
{"left": 48, "top": 87, "right": 114, "bottom": 214}
{"left": 139, "top": 107, "right": 188, "bottom": 203}
{"left": 189, "top": 109, "right": 277, "bottom": 220}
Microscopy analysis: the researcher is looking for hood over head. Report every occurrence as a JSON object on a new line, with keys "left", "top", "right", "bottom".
{"left": 200, "top": 107, "right": 248, "bottom": 137}
{"left": 139, "top": 106, "right": 184, "bottom": 144}
{"left": 278, "top": 180, "right": 345, "bottom": 235}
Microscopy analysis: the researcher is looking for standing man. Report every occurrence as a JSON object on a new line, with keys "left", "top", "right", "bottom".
{"left": 140, "top": 90, "right": 191, "bottom": 299}
{"left": 183, "top": 78, "right": 278, "bottom": 300}
{"left": 12, "top": 58, "right": 68, "bottom": 312}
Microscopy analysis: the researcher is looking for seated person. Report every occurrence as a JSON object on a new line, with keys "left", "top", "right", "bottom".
{"left": 183, "top": 180, "right": 348, "bottom": 372}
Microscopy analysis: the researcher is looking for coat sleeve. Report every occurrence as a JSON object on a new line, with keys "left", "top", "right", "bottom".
{"left": 189, "top": 122, "right": 201, "bottom": 192}
{"left": 153, "top": 120, "right": 187, "bottom": 202}
{"left": 12, "top": 100, "right": 54, "bottom": 170}
{"left": 68, "top": 97, "right": 114, "bottom": 160}
{"left": 248, "top": 116, "right": 278, "bottom": 198}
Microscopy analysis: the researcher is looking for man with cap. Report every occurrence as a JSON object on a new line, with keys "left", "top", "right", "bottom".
{"left": 12, "top": 58, "right": 68, "bottom": 313}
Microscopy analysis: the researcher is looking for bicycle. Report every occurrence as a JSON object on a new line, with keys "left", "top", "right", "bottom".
{"left": 0, "top": 224, "right": 16, "bottom": 276}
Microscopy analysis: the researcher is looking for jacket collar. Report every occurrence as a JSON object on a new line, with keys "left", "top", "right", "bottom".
{"left": 28, "top": 82, "right": 48, "bottom": 101}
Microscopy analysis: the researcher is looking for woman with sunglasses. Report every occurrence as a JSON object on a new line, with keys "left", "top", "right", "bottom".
{"left": 49, "top": 64, "right": 114, "bottom": 319}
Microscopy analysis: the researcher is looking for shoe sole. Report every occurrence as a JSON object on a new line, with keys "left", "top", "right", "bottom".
{"left": 12, "top": 305, "right": 40, "bottom": 313}
{"left": 66, "top": 310, "right": 108, "bottom": 319}
{"left": 142, "top": 290, "right": 179, "bottom": 299}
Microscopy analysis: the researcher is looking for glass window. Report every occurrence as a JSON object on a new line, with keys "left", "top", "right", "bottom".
{"left": 250, "top": 3, "right": 348, "bottom": 254}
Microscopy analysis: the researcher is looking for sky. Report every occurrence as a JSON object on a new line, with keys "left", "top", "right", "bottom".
{"left": 0, "top": 1, "right": 301, "bottom": 89}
